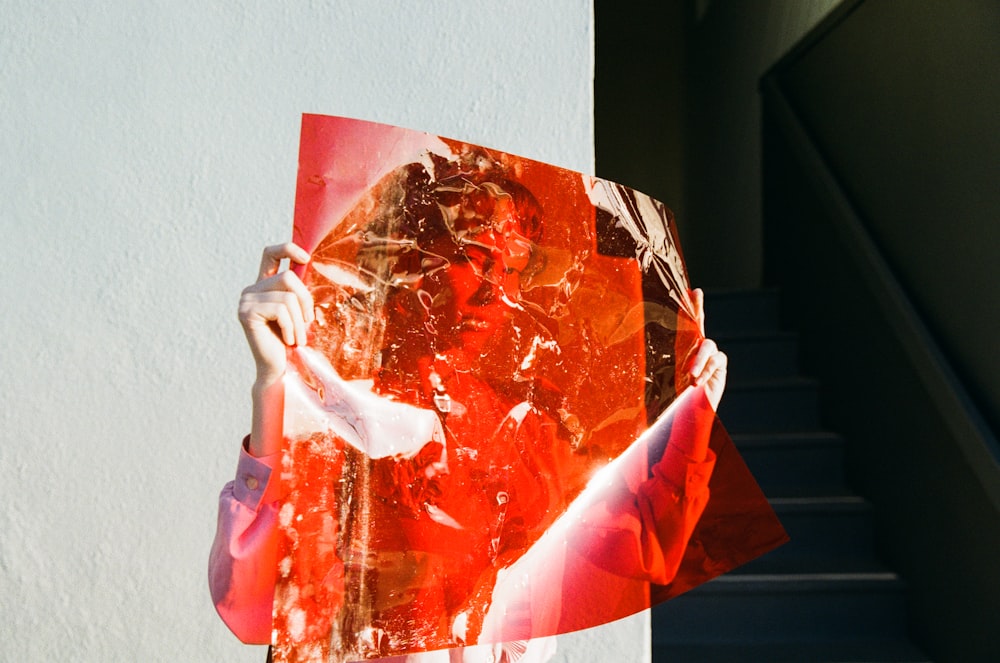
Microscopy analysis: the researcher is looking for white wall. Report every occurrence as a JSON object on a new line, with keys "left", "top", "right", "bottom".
{"left": 0, "top": 2, "right": 643, "bottom": 661}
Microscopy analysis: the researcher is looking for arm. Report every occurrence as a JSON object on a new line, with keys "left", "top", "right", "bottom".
{"left": 209, "top": 244, "right": 313, "bottom": 643}
{"left": 601, "top": 385, "right": 718, "bottom": 584}
{"left": 576, "top": 289, "right": 728, "bottom": 584}
{"left": 240, "top": 242, "right": 313, "bottom": 457}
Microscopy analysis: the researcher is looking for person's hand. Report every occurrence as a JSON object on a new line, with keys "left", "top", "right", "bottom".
{"left": 238, "top": 243, "right": 314, "bottom": 388}
{"left": 687, "top": 288, "right": 728, "bottom": 412}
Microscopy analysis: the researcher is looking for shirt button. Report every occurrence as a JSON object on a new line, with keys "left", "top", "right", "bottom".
{"left": 245, "top": 476, "right": 260, "bottom": 491}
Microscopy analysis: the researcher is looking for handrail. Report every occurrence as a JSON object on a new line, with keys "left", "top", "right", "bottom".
{"left": 760, "top": 75, "right": 1000, "bottom": 509}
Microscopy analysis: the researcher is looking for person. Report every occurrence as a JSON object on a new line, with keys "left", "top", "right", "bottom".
{"left": 210, "top": 160, "right": 728, "bottom": 662}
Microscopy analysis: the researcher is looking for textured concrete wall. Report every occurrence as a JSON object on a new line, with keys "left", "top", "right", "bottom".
{"left": 0, "top": 2, "right": 639, "bottom": 661}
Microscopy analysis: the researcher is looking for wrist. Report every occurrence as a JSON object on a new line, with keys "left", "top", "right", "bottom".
{"left": 252, "top": 370, "right": 284, "bottom": 395}
{"left": 250, "top": 376, "right": 285, "bottom": 458}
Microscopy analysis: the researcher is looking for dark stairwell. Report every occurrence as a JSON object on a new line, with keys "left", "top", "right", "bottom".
{"left": 597, "top": 2, "right": 1000, "bottom": 659}
{"left": 650, "top": 289, "right": 930, "bottom": 663}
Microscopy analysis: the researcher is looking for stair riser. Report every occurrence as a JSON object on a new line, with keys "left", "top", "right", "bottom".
{"left": 738, "top": 443, "right": 846, "bottom": 493}
{"left": 651, "top": 641, "right": 932, "bottom": 663}
{"left": 652, "top": 585, "right": 908, "bottom": 643}
{"left": 704, "top": 291, "right": 781, "bottom": 335}
{"left": 720, "top": 335, "right": 800, "bottom": 381}
{"left": 689, "top": 290, "right": 923, "bottom": 660}
{"left": 718, "top": 384, "right": 821, "bottom": 432}
{"left": 737, "top": 509, "right": 875, "bottom": 571}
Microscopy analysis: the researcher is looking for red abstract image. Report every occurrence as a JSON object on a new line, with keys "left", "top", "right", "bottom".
{"left": 238, "top": 115, "right": 786, "bottom": 662}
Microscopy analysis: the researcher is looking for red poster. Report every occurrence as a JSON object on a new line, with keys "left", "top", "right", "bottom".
{"left": 271, "top": 114, "right": 787, "bottom": 662}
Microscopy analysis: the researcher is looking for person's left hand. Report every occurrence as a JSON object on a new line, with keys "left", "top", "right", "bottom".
{"left": 687, "top": 288, "right": 728, "bottom": 412}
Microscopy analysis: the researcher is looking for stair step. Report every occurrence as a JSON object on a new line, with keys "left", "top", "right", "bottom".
{"left": 737, "top": 551, "right": 888, "bottom": 575}
{"left": 652, "top": 573, "right": 910, "bottom": 644}
{"left": 652, "top": 640, "right": 932, "bottom": 663}
{"left": 736, "top": 496, "right": 876, "bottom": 572}
{"left": 704, "top": 288, "right": 781, "bottom": 335}
{"left": 734, "top": 431, "right": 846, "bottom": 494}
{"left": 718, "top": 378, "right": 821, "bottom": 433}
{"left": 680, "top": 289, "right": 926, "bottom": 659}
{"left": 715, "top": 330, "right": 800, "bottom": 381}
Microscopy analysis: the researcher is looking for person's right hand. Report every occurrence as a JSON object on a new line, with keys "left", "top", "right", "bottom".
{"left": 238, "top": 243, "right": 314, "bottom": 388}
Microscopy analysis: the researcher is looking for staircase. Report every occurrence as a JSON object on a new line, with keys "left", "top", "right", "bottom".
{"left": 650, "top": 290, "right": 930, "bottom": 663}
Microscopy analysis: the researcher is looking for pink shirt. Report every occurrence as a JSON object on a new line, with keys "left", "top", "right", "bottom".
{"left": 209, "top": 442, "right": 285, "bottom": 644}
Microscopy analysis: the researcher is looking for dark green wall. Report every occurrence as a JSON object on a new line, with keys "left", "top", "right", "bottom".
{"left": 596, "top": 0, "right": 842, "bottom": 287}
{"left": 765, "top": 1, "right": 1000, "bottom": 659}
{"left": 595, "top": 0, "right": 687, "bottom": 222}
{"left": 764, "top": 105, "right": 1000, "bottom": 660}
{"left": 779, "top": 0, "right": 1000, "bottom": 435}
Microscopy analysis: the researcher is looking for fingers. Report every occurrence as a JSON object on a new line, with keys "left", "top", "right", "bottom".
{"left": 687, "top": 289, "right": 725, "bottom": 409}
{"left": 239, "top": 289, "right": 308, "bottom": 346}
{"left": 688, "top": 337, "right": 721, "bottom": 385}
{"left": 691, "top": 287, "right": 705, "bottom": 336}
{"left": 258, "top": 242, "right": 311, "bottom": 282}
{"left": 238, "top": 289, "right": 308, "bottom": 385}
{"left": 244, "top": 268, "right": 315, "bottom": 326}
{"left": 688, "top": 338, "right": 727, "bottom": 388}
{"left": 240, "top": 244, "right": 315, "bottom": 382}
{"left": 696, "top": 347, "right": 728, "bottom": 388}
{"left": 687, "top": 337, "right": 727, "bottom": 411}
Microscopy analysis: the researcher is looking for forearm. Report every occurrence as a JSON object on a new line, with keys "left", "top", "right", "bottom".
{"left": 634, "top": 386, "right": 717, "bottom": 581}
{"left": 250, "top": 375, "right": 285, "bottom": 458}
{"left": 656, "top": 385, "right": 714, "bottom": 478}
{"left": 574, "top": 387, "right": 717, "bottom": 585}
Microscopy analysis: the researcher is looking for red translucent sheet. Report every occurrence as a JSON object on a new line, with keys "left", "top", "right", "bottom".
{"left": 274, "top": 114, "right": 787, "bottom": 662}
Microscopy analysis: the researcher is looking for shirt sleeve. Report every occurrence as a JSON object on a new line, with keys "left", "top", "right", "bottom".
{"left": 575, "top": 388, "right": 718, "bottom": 585}
{"left": 209, "top": 438, "right": 286, "bottom": 644}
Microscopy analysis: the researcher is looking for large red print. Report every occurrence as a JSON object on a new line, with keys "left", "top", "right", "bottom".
{"left": 264, "top": 115, "right": 787, "bottom": 662}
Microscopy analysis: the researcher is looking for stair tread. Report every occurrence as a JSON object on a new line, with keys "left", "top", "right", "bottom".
{"left": 677, "top": 571, "right": 908, "bottom": 597}
{"left": 652, "top": 640, "right": 931, "bottom": 663}
{"left": 769, "top": 495, "right": 869, "bottom": 510}
{"left": 703, "top": 286, "right": 782, "bottom": 296}
{"left": 726, "top": 376, "right": 819, "bottom": 389}
{"left": 712, "top": 329, "right": 799, "bottom": 342}
{"left": 758, "top": 485, "right": 857, "bottom": 498}
{"left": 708, "top": 571, "right": 902, "bottom": 584}
{"left": 733, "top": 430, "right": 842, "bottom": 443}
{"left": 712, "top": 329, "right": 798, "bottom": 340}
{"left": 734, "top": 555, "right": 890, "bottom": 575}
